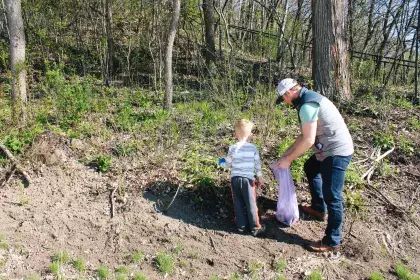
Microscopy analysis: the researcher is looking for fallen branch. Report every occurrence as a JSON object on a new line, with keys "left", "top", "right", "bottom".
{"left": 360, "top": 146, "right": 395, "bottom": 182}
{"left": 109, "top": 184, "right": 120, "bottom": 219}
{"left": 0, "top": 140, "right": 31, "bottom": 187}
{"left": 0, "top": 166, "right": 15, "bottom": 188}
{"left": 163, "top": 185, "right": 181, "bottom": 213}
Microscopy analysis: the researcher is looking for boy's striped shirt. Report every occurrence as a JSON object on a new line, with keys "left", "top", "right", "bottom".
{"left": 223, "top": 142, "right": 262, "bottom": 180}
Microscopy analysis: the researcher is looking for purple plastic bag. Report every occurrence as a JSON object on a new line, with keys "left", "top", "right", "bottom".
{"left": 270, "top": 162, "right": 299, "bottom": 227}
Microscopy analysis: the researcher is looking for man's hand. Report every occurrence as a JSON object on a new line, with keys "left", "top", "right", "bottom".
{"left": 256, "top": 177, "right": 264, "bottom": 187}
{"left": 276, "top": 156, "right": 292, "bottom": 169}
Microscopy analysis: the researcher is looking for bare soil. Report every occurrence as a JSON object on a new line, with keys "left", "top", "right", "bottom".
{"left": 0, "top": 123, "right": 419, "bottom": 280}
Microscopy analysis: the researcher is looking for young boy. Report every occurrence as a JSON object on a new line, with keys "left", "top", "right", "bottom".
{"left": 219, "top": 119, "right": 266, "bottom": 236}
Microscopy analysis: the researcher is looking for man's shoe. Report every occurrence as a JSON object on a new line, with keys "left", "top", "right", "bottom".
{"left": 305, "top": 240, "right": 340, "bottom": 252}
{"left": 251, "top": 224, "right": 266, "bottom": 237}
{"left": 237, "top": 226, "right": 246, "bottom": 234}
{"left": 301, "top": 204, "right": 327, "bottom": 221}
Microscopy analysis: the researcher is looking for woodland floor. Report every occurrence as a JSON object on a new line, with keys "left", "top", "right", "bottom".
{"left": 0, "top": 93, "right": 419, "bottom": 280}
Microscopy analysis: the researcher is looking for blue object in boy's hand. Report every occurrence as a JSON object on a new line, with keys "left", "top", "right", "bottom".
{"left": 218, "top": 158, "right": 226, "bottom": 166}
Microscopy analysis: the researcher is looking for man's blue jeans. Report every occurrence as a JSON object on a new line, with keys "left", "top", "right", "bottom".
{"left": 304, "top": 154, "right": 352, "bottom": 247}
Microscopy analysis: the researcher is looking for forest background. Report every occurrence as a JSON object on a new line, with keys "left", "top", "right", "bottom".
{"left": 0, "top": 0, "right": 419, "bottom": 279}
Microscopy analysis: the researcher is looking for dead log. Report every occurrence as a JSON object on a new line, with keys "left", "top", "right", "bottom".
{"left": 0, "top": 140, "right": 31, "bottom": 187}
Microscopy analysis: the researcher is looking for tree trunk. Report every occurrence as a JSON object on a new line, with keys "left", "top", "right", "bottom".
{"left": 5, "top": 0, "right": 27, "bottom": 122}
{"left": 348, "top": 0, "right": 354, "bottom": 58}
{"left": 105, "top": 0, "right": 113, "bottom": 86}
{"left": 163, "top": 0, "right": 181, "bottom": 111}
{"left": 312, "top": 0, "right": 351, "bottom": 101}
{"left": 374, "top": 0, "right": 403, "bottom": 77}
{"left": 276, "top": 0, "right": 288, "bottom": 63}
{"left": 415, "top": 0, "right": 420, "bottom": 103}
{"left": 203, "top": 0, "right": 217, "bottom": 66}
{"left": 361, "top": 0, "right": 377, "bottom": 56}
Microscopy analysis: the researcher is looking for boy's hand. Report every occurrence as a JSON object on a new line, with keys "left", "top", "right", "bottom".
{"left": 256, "top": 177, "right": 264, "bottom": 187}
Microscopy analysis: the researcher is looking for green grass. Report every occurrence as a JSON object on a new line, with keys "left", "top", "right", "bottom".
{"left": 229, "top": 273, "right": 242, "bottom": 280}
{"left": 96, "top": 265, "right": 110, "bottom": 279}
{"left": 115, "top": 274, "right": 128, "bottom": 280}
{"left": 395, "top": 262, "right": 420, "bottom": 280}
{"left": 179, "top": 259, "right": 188, "bottom": 268}
{"left": 275, "top": 259, "right": 287, "bottom": 273}
{"left": 50, "top": 261, "right": 60, "bottom": 275}
{"left": 133, "top": 273, "right": 147, "bottom": 280}
{"left": 174, "top": 242, "right": 183, "bottom": 254}
{"left": 305, "top": 270, "right": 323, "bottom": 280}
{"left": 115, "top": 266, "right": 130, "bottom": 275}
{"left": 0, "top": 237, "right": 8, "bottom": 250}
{"left": 248, "top": 262, "right": 263, "bottom": 276}
{"left": 131, "top": 250, "right": 144, "bottom": 263}
{"left": 52, "top": 251, "right": 70, "bottom": 264}
{"left": 72, "top": 257, "right": 85, "bottom": 272}
{"left": 95, "top": 154, "right": 112, "bottom": 172}
{"left": 155, "top": 252, "right": 174, "bottom": 274}
{"left": 25, "top": 274, "right": 41, "bottom": 280}
{"left": 370, "top": 271, "right": 384, "bottom": 280}
{"left": 209, "top": 276, "right": 221, "bottom": 280}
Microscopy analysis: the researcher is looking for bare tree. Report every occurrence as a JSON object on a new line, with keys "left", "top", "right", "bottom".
{"left": 203, "top": 0, "right": 217, "bottom": 66}
{"left": 105, "top": 0, "right": 114, "bottom": 86}
{"left": 163, "top": 0, "right": 181, "bottom": 111}
{"left": 5, "top": 0, "right": 27, "bottom": 122}
{"left": 312, "top": 0, "right": 351, "bottom": 101}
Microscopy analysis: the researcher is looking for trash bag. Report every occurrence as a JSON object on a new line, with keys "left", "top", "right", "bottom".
{"left": 269, "top": 162, "right": 299, "bottom": 227}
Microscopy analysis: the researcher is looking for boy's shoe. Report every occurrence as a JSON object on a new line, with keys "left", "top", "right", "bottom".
{"left": 305, "top": 240, "right": 340, "bottom": 252}
{"left": 251, "top": 224, "right": 266, "bottom": 237}
{"left": 301, "top": 204, "right": 327, "bottom": 221}
{"left": 237, "top": 226, "right": 246, "bottom": 234}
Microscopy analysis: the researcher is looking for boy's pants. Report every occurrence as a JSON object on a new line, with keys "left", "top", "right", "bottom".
{"left": 304, "top": 154, "right": 352, "bottom": 247}
{"left": 231, "top": 176, "right": 261, "bottom": 231}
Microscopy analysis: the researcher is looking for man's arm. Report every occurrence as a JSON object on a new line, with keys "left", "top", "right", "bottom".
{"left": 277, "top": 121, "right": 317, "bottom": 168}
{"left": 282, "top": 134, "right": 303, "bottom": 157}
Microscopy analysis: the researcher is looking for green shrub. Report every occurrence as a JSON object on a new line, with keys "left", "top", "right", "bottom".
{"left": 275, "top": 259, "right": 287, "bottom": 273}
{"left": 369, "top": 271, "right": 384, "bottom": 280}
{"left": 305, "top": 270, "right": 323, "bottom": 280}
{"left": 95, "top": 155, "right": 112, "bottom": 172}
{"left": 52, "top": 251, "right": 70, "bottom": 263}
{"left": 397, "top": 136, "right": 415, "bottom": 156}
{"left": 395, "top": 262, "right": 420, "bottom": 280}
{"left": 133, "top": 273, "right": 147, "bottom": 280}
{"left": 50, "top": 261, "right": 60, "bottom": 275}
{"left": 115, "top": 266, "right": 130, "bottom": 275}
{"left": 72, "top": 257, "right": 85, "bottom": 272}
{"left": 373, "top": 133, "right": 394, "bottom": 151}
{"left": 131, "top": 250, "right": 144, "bottom": 263}
{"left": 96, "top": 265, "right": 110, "bottom": 279}
{"left": 156, "top": 252, "right": 174, "bottom": 274}
{"left": 345, "top": 190, "right": 366, "bottom": 212}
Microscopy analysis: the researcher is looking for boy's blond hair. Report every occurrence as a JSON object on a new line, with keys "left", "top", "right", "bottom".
{"left": 235, "top": 119, "right": 254, "bottom": 139}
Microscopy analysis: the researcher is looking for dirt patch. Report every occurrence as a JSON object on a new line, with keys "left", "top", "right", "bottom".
{"left": 0, "top": 132, "right": 419, "bottom": 279}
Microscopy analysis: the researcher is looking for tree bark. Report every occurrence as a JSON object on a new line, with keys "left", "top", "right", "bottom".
{"left": 312, "top": 0, "right": 351, "bottom": 101}
{"left": 276, "top": 0, "right": 288, "bottom": 63}
{"left": 361, "top": 0, "right": 377, "bottom": 56}
{"left": 163, "top": 0, "right": 181, "bottom": 111}
{"left": 105, "top": 0, "right": 113, "bottom": 86}
{"left": 203, "top": 0, "right": 217, "bottom": 66}
{"left": 5, "top": 0, "right": 27, "bottom": 122}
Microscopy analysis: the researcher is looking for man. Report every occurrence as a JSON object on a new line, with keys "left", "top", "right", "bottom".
{"left": 275, "top": 78, "right": 353, "bottom": 252}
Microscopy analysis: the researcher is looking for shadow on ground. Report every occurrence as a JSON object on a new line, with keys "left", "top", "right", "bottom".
{"left": 143, "top": 181, "right": 311, "bottom": 248}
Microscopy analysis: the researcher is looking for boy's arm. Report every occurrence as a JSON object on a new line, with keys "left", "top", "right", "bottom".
{"left": 220, "top": 145, "right": 234, "bottom": 168}
{"left": 254, "top": 148, "right": 264, "bottom": 186}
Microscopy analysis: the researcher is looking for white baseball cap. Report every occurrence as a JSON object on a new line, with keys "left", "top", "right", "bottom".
{"left": 276, "top": 78, "right": 297, "bottom": 104}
